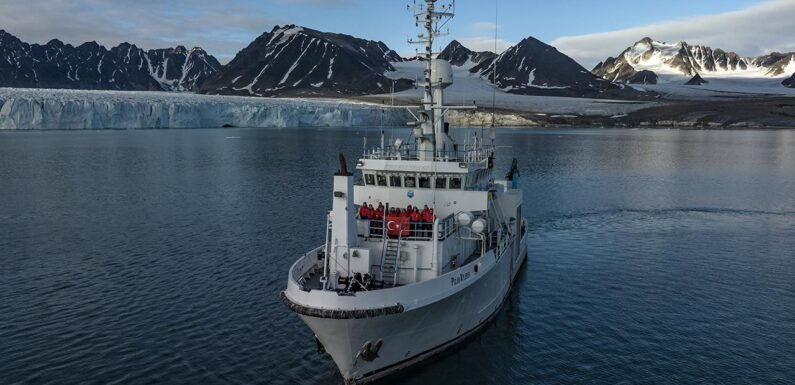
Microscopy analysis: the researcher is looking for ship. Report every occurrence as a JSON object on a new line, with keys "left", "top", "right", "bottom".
{"left": 281, "top": 1, "right": 528, "bottom": 382}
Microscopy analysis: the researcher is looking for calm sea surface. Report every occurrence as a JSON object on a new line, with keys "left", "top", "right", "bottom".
{"left": 1, "top": 128, "right": 794, "bottom": 385}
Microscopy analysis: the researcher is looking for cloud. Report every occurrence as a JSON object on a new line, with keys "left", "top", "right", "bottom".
{"left": 471, "top": 22, "right": 498, "bottom": 32}
{"left": 458, "top": 37, "right": 514, "bottom": 54}
{"left": 273, "top": 0, "right": 351, "bottom": 5}
{"left": 551, "top": 0, "right": 795, "bottom": 69}
{"left": 0, "top": 0, "right": 280, "bottom": 63}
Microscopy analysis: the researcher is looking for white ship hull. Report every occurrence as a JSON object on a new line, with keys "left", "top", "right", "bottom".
{"left": 284, "top": 232, "right": 527, "bottom": 383}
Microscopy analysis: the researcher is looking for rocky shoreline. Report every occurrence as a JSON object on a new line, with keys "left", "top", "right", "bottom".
{"left": 424, "top": 98, "right": 795, "bottom": 129}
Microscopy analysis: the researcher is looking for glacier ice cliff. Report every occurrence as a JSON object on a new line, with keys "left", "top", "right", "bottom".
{"left": 0, "top": 88, "right": 412, "bottom": 130}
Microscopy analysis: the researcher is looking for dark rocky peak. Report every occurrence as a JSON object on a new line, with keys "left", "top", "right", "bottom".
{"left": 78, "top": 41, "right": 102, "bottom": 50}
{"left": 470, "top": 35, "right": 649, "bottom": 99}
{"left": 626, "top": 70, "right": 657, "bottom": 84}
{"left": 438, "top": 40, "right": 495, "bottom": 66}
{"left": 201, "top": 24, "right": 412, "bottom": 97}
{"left": 685, "top": 73, "right": 708, "bottom": 85}
{"left": 0, "top": 29, "right": 25, "bottom": 47}
{"left": 438, "top": 40, "right": 472, "bottom": 66}
{"left": 637, "top": 37, "right": 654, "bottom": 45}
{"left": 783, "top": 73, "right": 795, "bottom": 88}
{"left": 0, "top": 29, "right": 220, "bottom": 91}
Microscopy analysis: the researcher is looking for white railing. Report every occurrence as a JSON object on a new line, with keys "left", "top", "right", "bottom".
{"left": 363, "top": 145, "right": 493, "bottom": 164}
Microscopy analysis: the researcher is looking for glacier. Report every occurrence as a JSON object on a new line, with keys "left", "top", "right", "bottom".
{"left": 0, "top": 88, "right": 413, "bottom": 130}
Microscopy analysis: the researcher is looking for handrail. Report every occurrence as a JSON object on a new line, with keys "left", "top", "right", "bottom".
{"left": 392, "top": 231, "right": 403, "bottom": 287}
{"left": 363, "top": 145, "right": 494, "bottom": 163}
{"left": 362, "top": 219, "right": 435, "bottom": 241}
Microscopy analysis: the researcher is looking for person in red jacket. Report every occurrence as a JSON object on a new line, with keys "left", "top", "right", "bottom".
{"left": 359, "top": 202, "right": 370, "bottom": 219}
{"left": 409, "top": 207, "right": 422, "bottom": 237}
{"left": 374, "top": 204, "right": 384, "bottom": 221}
{"left": 421, "top": 205, "right": 434, "bottom": 232}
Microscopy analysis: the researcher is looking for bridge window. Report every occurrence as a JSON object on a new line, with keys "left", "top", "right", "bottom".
{"left": 377, "top": 174, "right": 387, "bottom": 186}
{"left": 405, "top": 175, "right": 416, "bottom": 188}
{"left": 389, "top": 175, "right": 402, "bottom": 187}
{"left": 450, "top": 177, "right": 462, "bottom": 189}
{"left": 435, "top": 177, "right": 447, "bottom": 189}
{"left": 419, "top": 176, "right": 431, "bottom": 188}
{"left": 365, "top": 174, "right": 375, "bottom": 185}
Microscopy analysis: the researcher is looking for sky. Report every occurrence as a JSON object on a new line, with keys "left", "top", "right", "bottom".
{"left": 1, "top": 0, "right": 794, "bottom": 68}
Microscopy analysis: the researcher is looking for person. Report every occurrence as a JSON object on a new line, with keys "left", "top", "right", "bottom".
{"left": 369, "top": 203, "right": 383, "bottom": 237}
{"left": 409, "top": 207, "right": 421, "bottom": 237}
{"left": 359, "top": 202, "right": 370, "bottom": 219}
{"left": 421, "top": 205, "right": 434, "bottom": 232}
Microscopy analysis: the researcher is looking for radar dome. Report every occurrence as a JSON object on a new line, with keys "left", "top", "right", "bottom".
{"left": 430, "top": 59, "right": 453, "bottom": 89}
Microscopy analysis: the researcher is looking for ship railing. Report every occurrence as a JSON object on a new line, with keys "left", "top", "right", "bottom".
{"left": 363, "top": 145, "right": 494, "bottom": 164}
{"left": 359, "top": 219, "right": 433, "bottom": 241}
{"left": 357, "top": 215, "right": 456, "bottom": 241}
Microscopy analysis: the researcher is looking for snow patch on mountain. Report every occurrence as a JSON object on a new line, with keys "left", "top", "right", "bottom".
{"left": 594, "top": 37, "right": 795, "bottom": 83}
{"left": 382, "top": 61, "right": 653, "bottom": 116}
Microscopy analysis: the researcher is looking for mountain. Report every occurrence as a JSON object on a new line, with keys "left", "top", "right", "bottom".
{"left": 437, "top": 40, "right": 496, "bottom": 66}
{"left": 626, "top": 70, "right": 657, "bottom": 84}
{"left": 0, "top": 30, "right": 220, "bottom": 91}
{"left": 753, "top": 52, "right": 795, "bottom": 76}
{"left": 593, "top": 37, "right": 795, "bottom": 82}
{"left": 784, "top": 73, "right": 795, "bottom": 88}
{"left": 469, "top": 36, "right": 649, "bottom": 99}
{"left": 201, "top": 25, "right": 412, "bottom": 97}
{"left": 685, "top": 74, "right": 708, "bottom": 85}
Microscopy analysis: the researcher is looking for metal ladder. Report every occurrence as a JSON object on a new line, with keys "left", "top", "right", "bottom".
{"left": 380, "top": 238, "right": 401, "bottom": 287}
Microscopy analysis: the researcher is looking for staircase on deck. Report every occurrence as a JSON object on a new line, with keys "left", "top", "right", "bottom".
{"left": 381, "top": 238, "right": 400, "bottom": 287}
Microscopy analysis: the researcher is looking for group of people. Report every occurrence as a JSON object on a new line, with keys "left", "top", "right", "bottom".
{"left": 359, "top": 202, "right": 435, "bottom": 238}
{"left": 359, "top": 203, "right": 434, "bottom": 223}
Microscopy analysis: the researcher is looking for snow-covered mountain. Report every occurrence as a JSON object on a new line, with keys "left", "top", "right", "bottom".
{"left": 469, "top": 37, "right": 649, "bottom": 99}
{"left": 0, "top": 30, "right": 220, "bottom": 91}
{"left": 437, "top": 40, "right": 496, "bottom": 66}
{"left": 201, "top": 25, "right": 412, "bottom": 97}
{"left": 593, "top": 37, "right": 795, "bottom": 83}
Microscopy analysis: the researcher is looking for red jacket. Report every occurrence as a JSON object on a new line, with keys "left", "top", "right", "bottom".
{"left": 410, "top": 210, "right": 421, "bottom": 222}
{"left": 421, "top": 209, "right": 433, "bottom": 223}
{"left": 359, "top": 206, "right": 370, "bottom": 219}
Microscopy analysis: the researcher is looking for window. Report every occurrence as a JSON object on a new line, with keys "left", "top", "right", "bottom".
{"left": 389, "top": 175, "right": 402, "bottom": 187}
{"left": 376, "top": 174, "right": 387, "bottom": 186}
{"left": 404, "top": 176, "right": 416, "bottom": 188}
{"left": 419, "top": 176, "right": 431, "bottom": 188}
{"left": 435, "top": 177, "right": 447, "bottom": 189}
{"left": 365, "top": 174, "right": 375, "bottom": 185}
{"left": 450, "top": 177, "right": 462, "bottom": 189}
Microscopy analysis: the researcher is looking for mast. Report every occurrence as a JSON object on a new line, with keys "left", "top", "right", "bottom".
{"left": 408, "top": 0, "right": 463, "bottom": 160}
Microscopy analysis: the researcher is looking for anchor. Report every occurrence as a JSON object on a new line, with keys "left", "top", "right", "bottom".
{"left": 356, "top": 339, "right": 383, "bottom": 362}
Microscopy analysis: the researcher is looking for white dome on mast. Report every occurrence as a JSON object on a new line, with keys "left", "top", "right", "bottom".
{"left": 430, "top": 59, "right": 453, "bottom": 89}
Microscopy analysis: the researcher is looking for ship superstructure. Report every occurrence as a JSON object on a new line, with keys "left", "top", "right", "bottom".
{"left": 282, "top": 1, "right": 528, "bottom": 382}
